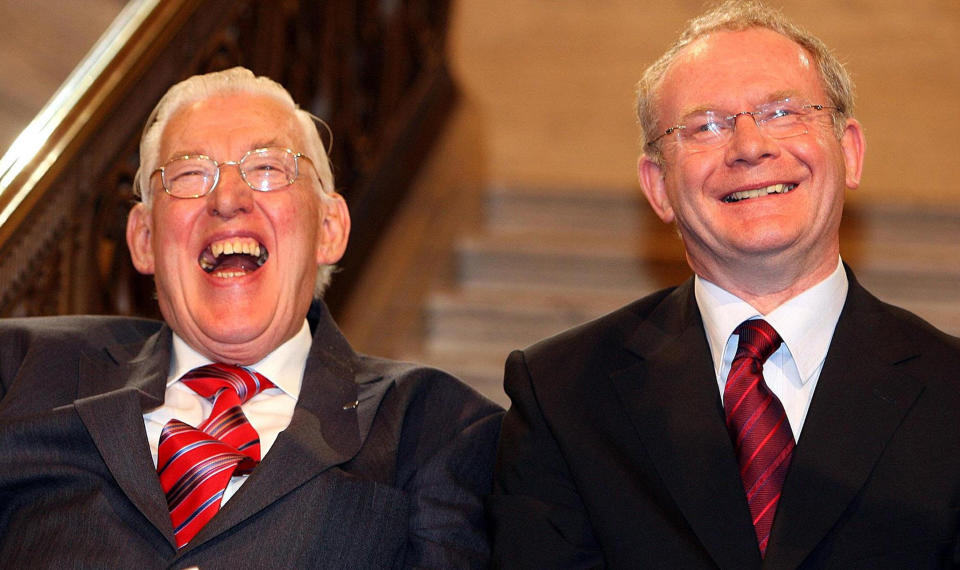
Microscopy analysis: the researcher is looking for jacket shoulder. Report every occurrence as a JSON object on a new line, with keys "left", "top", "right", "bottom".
{"left": 522, "top": 285, "right": 680, "bottom": 363}
{"left": 0, "top": 315, "right": 161, "bottom": 346}
{"left": 356, "top": 354, "right": 504, "bottom": 419}
{"left": 869, "top": 297, "right": 960, "bottom": 368}
{"left": 0, "top": 315, "right": 162, "bottom": 400}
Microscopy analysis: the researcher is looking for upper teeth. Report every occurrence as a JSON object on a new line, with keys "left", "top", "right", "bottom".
{"left": 723, "top": 183, "right": 796, "bottom": 203}
{"left": 211, "top": 237, "right": 261, "bottom": 258}
{"left": 199, "top": 236, "right": 268, "bottom": 274}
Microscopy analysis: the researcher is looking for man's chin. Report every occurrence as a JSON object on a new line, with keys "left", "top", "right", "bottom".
{"left": 200, "top": 310, "right": 270, "bottom": 339}
{"left": 191, "top": 329, "right": 275, "bottom": 365}
{"left": 169, "top": 308, "right": 277, "bottom": 364}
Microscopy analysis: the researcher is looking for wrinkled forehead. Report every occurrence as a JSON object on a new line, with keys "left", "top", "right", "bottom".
{"left": 158, "top": 92, "right": 303, "bottom": 160}
{"left": 658, "top": 28, "right": 822, "bottom": 116}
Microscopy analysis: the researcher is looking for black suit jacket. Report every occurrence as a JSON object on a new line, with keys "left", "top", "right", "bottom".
{"left": 0, "top": 302, "right": 503, "bottom": 568}
{"left": 489, "top": 272, "right": 960, "bottom": 569}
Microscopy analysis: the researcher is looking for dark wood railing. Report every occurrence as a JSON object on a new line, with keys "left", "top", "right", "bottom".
{"left": 0, "top": 0, "right": 454, "bottom": 319}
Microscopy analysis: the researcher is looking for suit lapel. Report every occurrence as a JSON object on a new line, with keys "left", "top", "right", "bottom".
{"left": 73, "top": 326, "right": 175, "bottom": 546}
{"left": 765, "top": 278, "right": 925, "bottom": 569}
{"left": 186, "top": 302, "right": 365, "bottom": 550}
{"left": 64, "top": 305, "right": 374, "bottom": 554}
{"left": 609, "top": 282, "right": 762, "bottom": 569}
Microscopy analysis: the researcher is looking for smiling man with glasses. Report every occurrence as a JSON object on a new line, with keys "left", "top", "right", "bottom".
{"left": 490, "top": 2, "right": 960, "bottom": 568}
{"left": 0, "top": 67, "right": 502, "bottom": 567}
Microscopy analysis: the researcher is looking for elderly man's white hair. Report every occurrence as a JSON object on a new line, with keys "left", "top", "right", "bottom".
{"left": 133, "top": 67, "right": 339, "bottom": 297}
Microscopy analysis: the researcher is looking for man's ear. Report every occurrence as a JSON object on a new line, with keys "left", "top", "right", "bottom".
{"left": 638, "top": 155, "right": 675, "bottom": 223}
{"left": 316, "top": 192, "right": 350, "bottom": 265}
{"left": 840, "top": 118, "right": 866, "bottom": 190}
{"left": 126, "top": 203, "right": 156, "bottom": 275}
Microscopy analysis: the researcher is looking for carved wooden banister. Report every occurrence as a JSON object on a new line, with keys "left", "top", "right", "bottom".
{"left": 0, "top": 0, "right": 454, "bottom": 319}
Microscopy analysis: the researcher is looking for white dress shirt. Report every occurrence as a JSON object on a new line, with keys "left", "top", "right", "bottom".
{"left": 694, "top": 259, "right": 848, "bottom": 441}
{"left": 143, "top": 319, "right": 311, "bottom": 504}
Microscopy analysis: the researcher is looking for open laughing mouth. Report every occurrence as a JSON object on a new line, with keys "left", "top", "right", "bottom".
{"left": 721, "top": 183, "right": 797, "bottom": 203}
{"left": 198, "top": 237, "right": 269, "bottom": 278}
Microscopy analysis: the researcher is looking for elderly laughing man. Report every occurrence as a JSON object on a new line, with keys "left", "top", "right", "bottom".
{"left": 0, "top": 67, "right": 501, "bottom": 569}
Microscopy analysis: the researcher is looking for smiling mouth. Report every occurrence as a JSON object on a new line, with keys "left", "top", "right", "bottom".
{"left": 198, "top": 237, "right": 269, "bottom": 278}
{"left": 722, "top": 183, "right": 797, "bottom": 203}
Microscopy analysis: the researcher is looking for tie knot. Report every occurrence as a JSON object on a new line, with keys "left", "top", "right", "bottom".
{"left": 180, "top": 363, "right": 275, "bottom": 403}
{"left": 733, "top": 319, "right": 782, "bottom": 364}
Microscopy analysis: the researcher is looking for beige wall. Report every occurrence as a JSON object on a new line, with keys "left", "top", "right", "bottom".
{"left": 449, "top": 0, "right": 960, "bottom": 207}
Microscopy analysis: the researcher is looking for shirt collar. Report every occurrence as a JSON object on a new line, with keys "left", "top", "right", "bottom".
{"left": 168, "top": 319, "right": 311, "bottom": 399}
{"left": 695, "top": 258, "right": 848, "bottom": 383}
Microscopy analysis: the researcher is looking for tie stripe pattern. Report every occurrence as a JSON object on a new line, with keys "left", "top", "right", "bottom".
{"left": 158, "top": 363, "right": 274, "bottom": 548}
{"left": 723, "top": 319, "right": 794, "bottom": 557}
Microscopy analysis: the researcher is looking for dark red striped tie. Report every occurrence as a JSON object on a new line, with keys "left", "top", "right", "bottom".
{"left": 723, "top": 319, "right": 794, "bottom": 557}
{"left": 157, "top": 363, "right": 275, "bottom": 548}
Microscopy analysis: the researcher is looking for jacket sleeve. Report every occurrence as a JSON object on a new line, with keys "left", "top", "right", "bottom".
{"left": 398, "top": 373, "right": 504, "bottom": 569}
{"left": 487, "top": 349, "right": 604, "bottom": 569}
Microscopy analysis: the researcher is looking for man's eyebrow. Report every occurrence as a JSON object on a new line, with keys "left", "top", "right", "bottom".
{"left": 764, "top": 89, "right": 800, "bottom": 103}
{"left": 674, "top": 90, "right": 804, "bottom": 119}
{"left": 678, "top": 104, "right": 717, "bottom": 117}
{"left": 160, "top": 149, "right": 210, "bottom": 163}
{"left": 671, "top": 103, "right": 721, "bottom": 121}
{"left": 160, "top": 140, "right": 285, "bottom": 163}
{"left": 250, "top": 139, "right": 282, "bottom": 150}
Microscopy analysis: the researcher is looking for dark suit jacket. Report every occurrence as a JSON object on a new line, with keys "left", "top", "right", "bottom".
{"left": 0, "top": 302, "right": 503, "bottom": 569}
{"left": 489, "top": 272, "right": 960, "bottom": 569}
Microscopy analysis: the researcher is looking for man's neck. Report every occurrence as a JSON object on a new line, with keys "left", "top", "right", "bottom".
{"left": 688, "top": 250, "right": 841, "bottom": 315}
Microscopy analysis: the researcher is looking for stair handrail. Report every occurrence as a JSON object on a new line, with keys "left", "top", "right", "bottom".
{"left": 0, "top": 0, "right": 192, "bottom": 247}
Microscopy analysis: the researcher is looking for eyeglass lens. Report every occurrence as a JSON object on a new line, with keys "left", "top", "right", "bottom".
{"left": 161, "top": 148, "right": 299, "bottom": 197}
{"left": 672, "top": 100, "right": 831, "bottom": 150}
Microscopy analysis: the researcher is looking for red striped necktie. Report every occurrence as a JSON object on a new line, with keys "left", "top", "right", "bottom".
{"left": 723, "top": 319, "right": 794, "bottom": 557}
{"left": 157, "top": 363, "right": 275, "bottom": 548}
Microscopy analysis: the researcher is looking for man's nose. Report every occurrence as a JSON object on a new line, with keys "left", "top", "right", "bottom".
{"left": 207, "top": 163, "right": 254, "bottom": 218}
{"left": 723, "top": 113, "right": 780, "bottom": 165}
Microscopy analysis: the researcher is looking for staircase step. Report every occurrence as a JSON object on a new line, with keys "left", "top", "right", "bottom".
{"left": 456, "top": 230, "right": 690, "bottom": 291}
{"left": 869, "top": 296, "right": 960, "bottom": 337}
{"left": 486, "top": 184, "right": 653, "bottom": 234}
{"left": 849, "top": 244, "right": 960, "bottom": 275}
{"left": 399, "top": 346, "right": 510, "bottom": 408}
{"left": 425, "top": 285, "right": 644, "bottom": 350}
{"left": 854, "top": 265, "right": 960, "bottom": 303}
{"left": 841, "top": 204, "right": 960, "bottom": 245}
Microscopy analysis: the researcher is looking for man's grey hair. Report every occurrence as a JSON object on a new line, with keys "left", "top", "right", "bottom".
{"left": 637, "top": 0, "right": 856, "bottom": 164}
{"left": 133, "top": 67, "right": 338, "bottom": 297}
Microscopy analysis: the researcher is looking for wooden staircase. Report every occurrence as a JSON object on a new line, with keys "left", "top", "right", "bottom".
{"left": 397, "top": 183, "right": 960, "bottom": 408}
